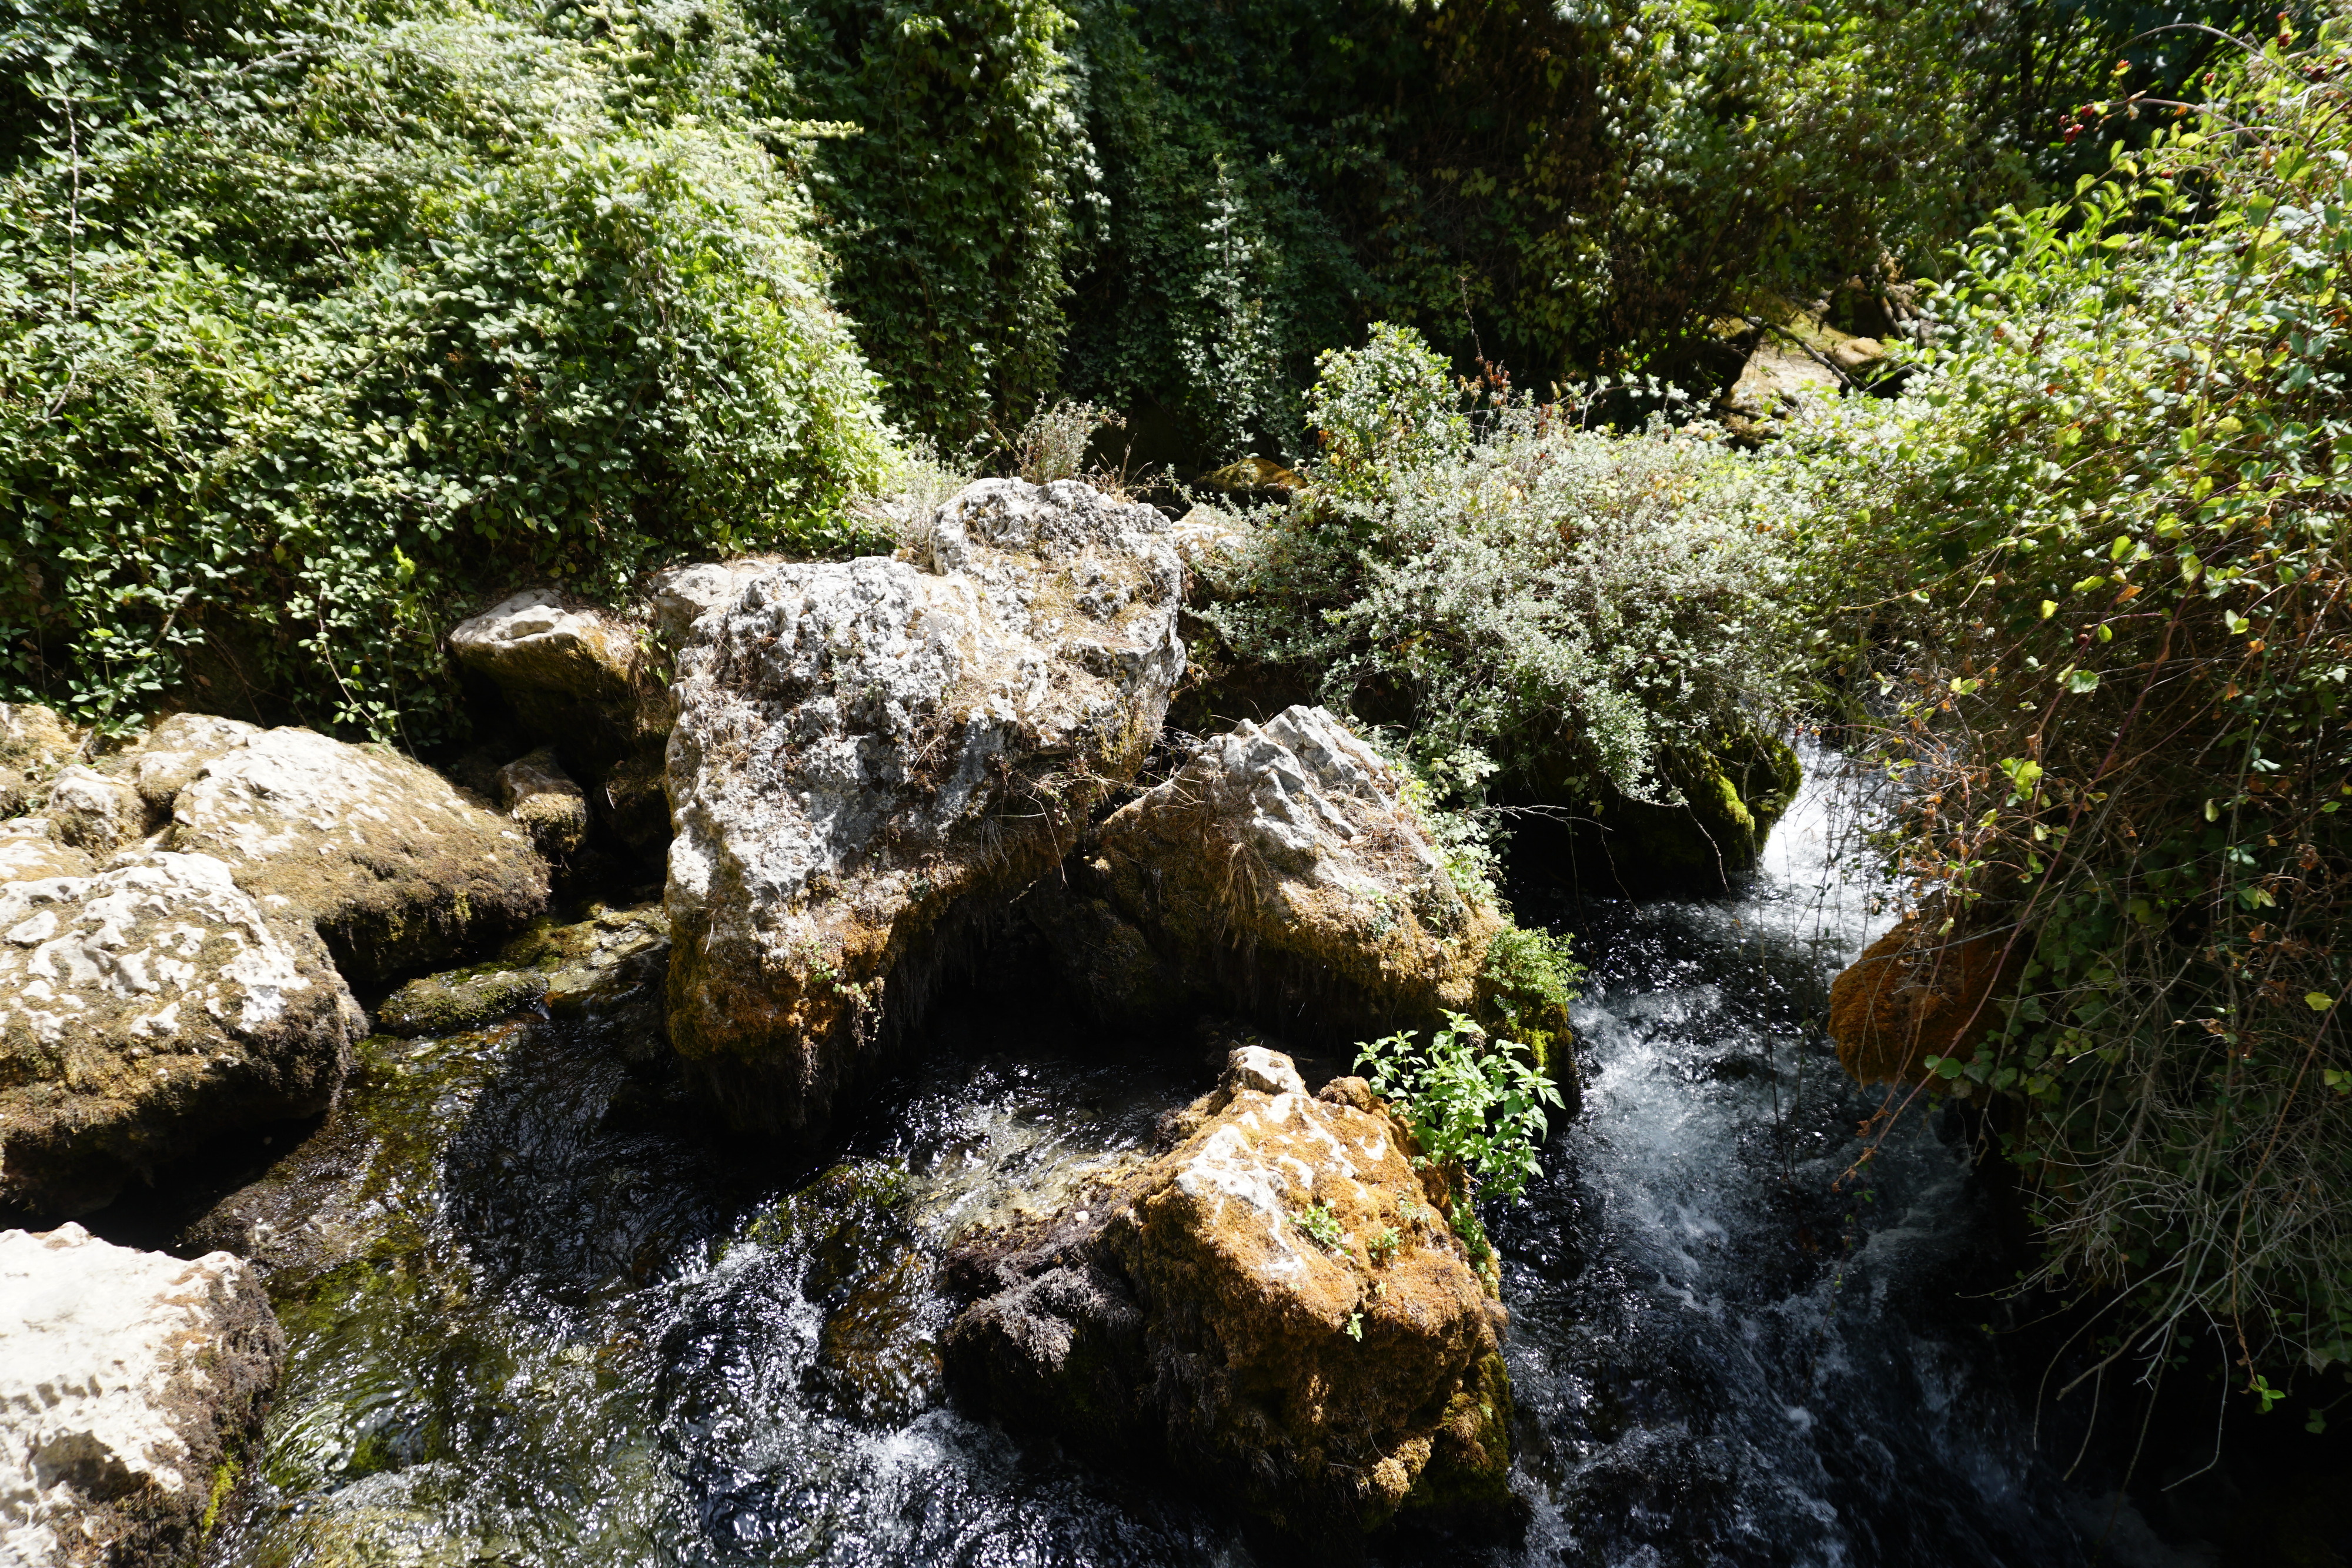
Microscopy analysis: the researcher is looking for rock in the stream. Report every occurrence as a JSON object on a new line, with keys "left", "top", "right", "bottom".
{"left": 1028, "top": 705, "right": 1504, "bottom": 1047}
{"left": 495, "top": 748, "right": 589, "bottom": 859}
{"left": 1828, "top": 914, "right": 2022, "bottom": 1086}
{"left": 664, "top": 478, "right": 1184, "bottom": 1135}
{"left": 166, "top": 727, "right": 547, "bottom": 985}
{"left": 944, "top": 1047, "right": 1512, "bottom": 1543}
{"left": 0, "top": 854, "right": 362, "bottom": 1216}
{"left": 374, "top": 968, "right": 549, "bottom": 1039}
{"left": 499, "top": 902, "right": 669, "bottom": 1031}
{"left": 0, "top": 1222, "right": 282, "bottom": 1568}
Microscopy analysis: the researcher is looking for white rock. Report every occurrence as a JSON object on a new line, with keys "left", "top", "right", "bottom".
{"left": 41, "top": 765, "right": 148, "bottom": 855}
{"left": 168, "top": 727, "right": 547, "bottom": 983}
{"left": 0, "top": 821, "right": 92, "bottom": 886}
{"left": 0, "top": 1223, "right": 281, "bottom": 1567}
{"left": 665, "top": 479, "right": 1184, "bottom": 1133}
{"left": 122, "top": 713, "right": 259, "bottom": 811}
{"left": 646, "top": 560, "right": 779, "bottom": 648}
{"left": 0, "top": 853, "right": 360, "bottom": 1213}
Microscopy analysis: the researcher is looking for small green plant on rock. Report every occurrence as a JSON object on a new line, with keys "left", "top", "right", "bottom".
{"left": 1358, "top": 1012, "right": 1558, "bottom": 1205}
{"left": 1292, "top": 1201, "right": 1346, "bottom": 1253}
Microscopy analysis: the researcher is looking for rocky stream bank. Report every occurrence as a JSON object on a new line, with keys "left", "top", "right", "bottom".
{"left": 2, "top": 477, "right": 1799, "bottom": 1564}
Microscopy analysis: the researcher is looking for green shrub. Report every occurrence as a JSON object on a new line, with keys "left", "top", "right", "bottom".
{"left": 1795, "top": 21, "right": 2352, "bottom": 1375}
{"left": 0, "top": 0, "right": 893, "bottom": 740}
{"left": 1201, "top": 323, "right": 1803, "bottom": 810}
{"left": 754, "top": 0, "right": 1083, "bottom": 444}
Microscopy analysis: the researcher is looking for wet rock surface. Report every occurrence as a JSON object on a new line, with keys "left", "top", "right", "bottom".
{"left": 664, "top": 478, "right": 1183, "bottom": 1136}
{"left": 0, "top": 1222, "right": 281, "bottom": 1568}
{"left": 1029, "top": 705, "right": 1502, "bottom": 1048}
{"left": 165, "top": 726, "right": 547, "bottom": 985}
{"left": 944, "top": 1046, "right": 1512, "bottom": 1543}
{"left": 0, "top": 854, "right": 362, "bottom": 1216}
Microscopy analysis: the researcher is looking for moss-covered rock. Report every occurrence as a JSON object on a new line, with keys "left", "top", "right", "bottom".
{"left": 1827, "top": 915, "right": 2021, "bottom": 1086}
{"left": 0, "top": 854, "right": 362, "bottom": 1216}
{"left": 373, "top": 968, "right": 548, "bottom": 1038}
{"left": 943, "top": 1047, "right": 1514, "bottom": 1546}
{"left": 166, "top": 727, "right": 548, "bottom": 985}
{"left": 1519, "top": 726, "right": 1800, "bottom": 894}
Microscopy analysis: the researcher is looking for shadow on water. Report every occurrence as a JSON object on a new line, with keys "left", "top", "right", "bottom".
{"left": 190, "top": 750, "right": 2184, "bottom": 1567}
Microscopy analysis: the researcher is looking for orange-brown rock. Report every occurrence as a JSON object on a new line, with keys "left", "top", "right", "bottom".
{"left": 1828, "top": 916, "right": 2021, "bottom": 1085}
{"left": 943, "top": 1046, "right": 1514, "bottom": 1545}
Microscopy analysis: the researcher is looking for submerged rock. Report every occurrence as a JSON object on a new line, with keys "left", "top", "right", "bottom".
{"left": 944, "top": 1046, "right": 1512, "bottom": 1543}
{"left": 664, "top": 478, "right": 1183, "bottom": 1136}
{"left": 0, "top": 1222, "right": 282, "bottom": 1568}
{"left": 375, "top": 968, "right": 548, "bottom": 1039}
{"left": 0, "top": 854, "right": 362, "bottom": 1216}
{"left": 166, "top": 727, "right": 547, "bottom": 985}
{"left": 1028, "top": 705, "right": 1518, "bottom": 1048}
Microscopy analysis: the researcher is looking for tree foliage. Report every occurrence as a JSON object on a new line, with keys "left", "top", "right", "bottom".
{"left": 0, "top": 0, "right": 893, "bottom": 740}
{"left": 1797, "top": 17, "right": 2352, "bottom": 1376}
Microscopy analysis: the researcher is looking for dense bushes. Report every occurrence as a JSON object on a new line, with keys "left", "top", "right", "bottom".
{"left": 757, "top": 0, "right": 1084, "bottom": 442}
{"left": 1199, "top": 325, "right": 1803, "bottom": 813}
{"left": 1797, "top": 24, "right": 2352, "bottom": 1375}
{"left": 0, "top": 0, "right": 893, "bottom": 740}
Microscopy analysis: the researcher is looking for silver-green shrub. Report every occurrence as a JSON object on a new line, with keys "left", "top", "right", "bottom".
{"left": 1202, "top": 325, "right": 1804, "bottom": 807}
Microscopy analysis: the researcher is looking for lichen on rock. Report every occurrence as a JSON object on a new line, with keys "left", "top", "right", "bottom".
{"left": 0, "top": 1222, "right": 282, "bottom": 1568}
{"left": 944, "top": 1046, "right": 1514, "bottom": 1543}
{"left": 1028, "top": 704, "right": 1505, "bottom": 1048}
{"left": 0, "top": 853, "right": 362, "bottom": 1216}
{"left": 447, "top": 589, "right": 651, "bottom": 760}
{"left": 663, "top": 478, "right": 1183, "bottom": 1136}
{"left": 165, "top": 727, "right": 547, "bottom": 985}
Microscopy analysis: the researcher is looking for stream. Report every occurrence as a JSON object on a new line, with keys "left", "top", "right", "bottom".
{"left": 192, "top": 752, "right": 2154, "bottom": 1566}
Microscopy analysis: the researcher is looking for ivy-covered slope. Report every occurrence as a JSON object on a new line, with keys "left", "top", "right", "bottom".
{"left": 0, "top": 0, "right": 893, "bottom": 740}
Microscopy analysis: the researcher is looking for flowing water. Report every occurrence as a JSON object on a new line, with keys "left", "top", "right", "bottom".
{"left": 195, "top": 754, "right": 2143, "bottom": 1566}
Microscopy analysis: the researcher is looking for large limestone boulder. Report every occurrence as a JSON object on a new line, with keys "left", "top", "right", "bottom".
{"left": 945, "top": 1047, "right": 1512, "bottom": 1542}
{"left": 447, "top": 589, "right": 649, "bottom": 760}
{"left": 0, "top": 854, "right": 361, "bottom": 1215}
{"left": 664, "top": 478, "right": 1184, "bottom": 1135}
{"left": 166, "top": 727, "right": 547, "bottom": 985}
{"left": 1030, "top": 705, "right": 1512, "bottom": 1049}
{"left": 0, "top": 1223, "right": 282, "bottom": 1568}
